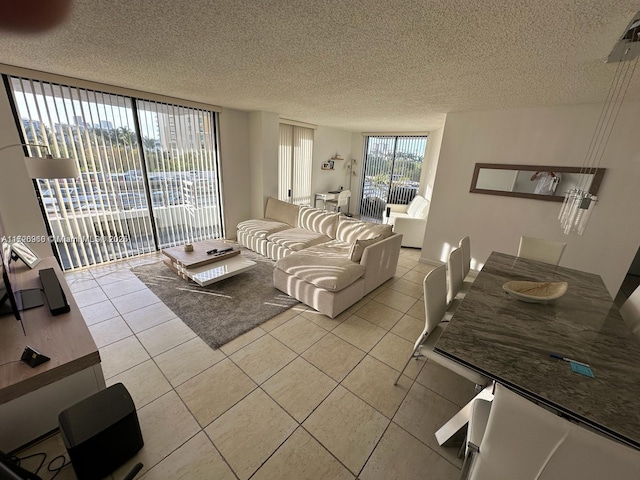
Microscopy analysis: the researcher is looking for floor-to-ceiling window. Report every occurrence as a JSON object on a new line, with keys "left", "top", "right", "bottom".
{"left": 137, "top": 100, "right": 223, "bottom": 248}
{"left": 278, "top": 123, "right": 313, "bottom": 205}
{"left": 359, "top": 135, "right": 427, "bottom": 220}
{"left": 8, "top": 76, "right": 223, "bottom": 270}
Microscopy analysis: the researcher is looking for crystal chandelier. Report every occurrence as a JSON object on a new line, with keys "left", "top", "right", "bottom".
{"left": 559, "top": 13, "right": 640, "bottom": 235}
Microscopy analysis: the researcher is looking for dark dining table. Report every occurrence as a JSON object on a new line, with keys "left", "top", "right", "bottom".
{"left": 433, "top": 251, "right": 640, "bottom": 449}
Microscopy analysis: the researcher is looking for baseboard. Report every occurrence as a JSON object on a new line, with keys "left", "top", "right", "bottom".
{"left": 419, "top": 256, "right": 445, "bottom": 267}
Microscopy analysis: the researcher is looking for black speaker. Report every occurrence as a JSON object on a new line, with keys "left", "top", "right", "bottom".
{"left": 58, "top": 383, "right": 143, "bottom": 480}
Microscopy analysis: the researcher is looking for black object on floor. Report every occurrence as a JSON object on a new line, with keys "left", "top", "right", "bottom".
{"left": 58, "top": 383, "right": 143, "bottom": 480}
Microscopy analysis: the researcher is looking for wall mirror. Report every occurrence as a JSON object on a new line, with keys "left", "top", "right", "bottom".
{"left": 470, "top": 163, "right": 606, "bottom": 202}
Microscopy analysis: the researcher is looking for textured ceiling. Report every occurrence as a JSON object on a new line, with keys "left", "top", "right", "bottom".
{"left": 0, "top": 0, "right": 639, "bottom": 132}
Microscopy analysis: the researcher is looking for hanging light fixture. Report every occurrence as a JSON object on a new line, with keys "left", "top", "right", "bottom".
{"left": 559, "top": 12, "right": 640, "bottom": 235}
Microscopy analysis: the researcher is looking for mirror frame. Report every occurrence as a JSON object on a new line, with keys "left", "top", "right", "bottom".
{"left": 470, "top": 163, "right": 606, "bottom": 203}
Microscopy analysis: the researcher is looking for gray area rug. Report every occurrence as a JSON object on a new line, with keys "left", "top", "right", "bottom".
{"left": 130, "top": 248, "right": 299, "bottom": 349}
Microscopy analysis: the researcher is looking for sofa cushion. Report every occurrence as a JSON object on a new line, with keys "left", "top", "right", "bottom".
{"left": 335, "top": 216, "right": 393, "bottom": 243}
{"left": 237, "top": 219, "right": 292, "bottom": 238}
{"left": 265, "top": 197, "right": 300, "bottom": 227}
{"left": 348, "top": 235, "right": 382, "bottom": 262}
{"left": 275, "top": 253, "right": 365, "bottom": 292}
{"left": 297, "top": 239, "right": 352, "bottom": 258}
{"left": 298, "top": 206, "right": 340, "bottom": 238}
{"left": 267, "top": 228, "right": 331, "bottom": 252}
{"left": 406, "top": 195, "right": 430, "bottom": 219}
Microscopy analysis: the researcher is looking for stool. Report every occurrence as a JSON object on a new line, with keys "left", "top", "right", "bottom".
{"left": 58, "top": 383, "right": 143, "bottom": 480}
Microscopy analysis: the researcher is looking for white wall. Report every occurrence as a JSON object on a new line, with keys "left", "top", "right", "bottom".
{"left": 0, "top": 88, "right": 53, "bottom": 258}
{"left": 421, "top": 127, "right": 443, "bottom": 201}
{"left": 218, "top": 108, "right": 250, "bottom": 238}
{"left": 422, "top": 103, "right": 640, "bottom": 295}
{"left": 248, "top": 111, "right": 279, "bottom": 218}
{"left": 311, "top": 126, "right": 353, "bottom": 207}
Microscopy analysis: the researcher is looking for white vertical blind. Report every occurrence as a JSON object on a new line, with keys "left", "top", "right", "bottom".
{"left": 8, "top": 76, "right": 223, "bottom": 270}
{"left": 136, "top": 100, "right": 223, "bottom": 248}
{"left": 278, "top": 124, "right": 313, "bottom": 205}
{"left": 292, "top": 126, "right": 313, "bottom": 205}
{"left": 278, "top": 124, "right": 293, "bottom": 201}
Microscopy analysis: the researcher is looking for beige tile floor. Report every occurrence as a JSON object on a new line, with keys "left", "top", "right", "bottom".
{"left": 15, "top": 248, "right": 476, "bottom": 480}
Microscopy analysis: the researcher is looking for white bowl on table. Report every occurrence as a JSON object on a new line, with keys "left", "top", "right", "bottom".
{"left": 503, "top": 281, "right": 568, "bottom": 304}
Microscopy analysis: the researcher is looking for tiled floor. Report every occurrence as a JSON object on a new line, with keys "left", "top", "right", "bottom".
{"left": 15, "top": 248, "right": 476, "bottom": 480}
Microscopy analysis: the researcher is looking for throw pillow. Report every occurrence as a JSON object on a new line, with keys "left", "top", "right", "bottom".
{"left": 349, "top": 235, "right": 382, "bottom": 262}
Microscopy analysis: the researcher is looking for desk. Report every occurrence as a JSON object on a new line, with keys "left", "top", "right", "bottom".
{"left": 0, "top": 258, "right": 104, "bottom": 451}
{"left": 434, "top": 252, "right": 640, "bottom": 449}
{"left": 314, "top": 191, "right": 339, "bottom": 209}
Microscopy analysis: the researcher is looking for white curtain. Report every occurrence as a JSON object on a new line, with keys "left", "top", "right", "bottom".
{"left": 279, "top": 124, "right": 313, "bottom": 205}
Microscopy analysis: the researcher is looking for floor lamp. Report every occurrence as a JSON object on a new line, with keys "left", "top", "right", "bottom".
{"left": 0, "top": 143, "right": 78, "bottom": 179}
{"left": 347, "top": 158, "right": 357, "bottom": 215}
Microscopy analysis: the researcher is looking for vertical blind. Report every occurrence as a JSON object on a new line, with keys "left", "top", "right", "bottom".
{"left": 9, "top": 76, "right": 223, "bottom": 270}
{"left": 278, "top": 124, "right": 313, "bottom": 205}
{"left": 359, "top": 135, "right": 427, "bottom": 221}
{"left": 137, "top": 100, "right": 223, "bottom": 248}
{"left": 278, "top": 124, "right": 293, "bottom": 201}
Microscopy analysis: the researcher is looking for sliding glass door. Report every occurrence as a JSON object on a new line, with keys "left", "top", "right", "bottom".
{"left": 359, "top": 135, "right": 427, "bottom": 220}
{"left": 8, "top": 76, "right": 223, "bottom": 270}
{"left": 137, "top": 100, "right": 223, "bottom": 248}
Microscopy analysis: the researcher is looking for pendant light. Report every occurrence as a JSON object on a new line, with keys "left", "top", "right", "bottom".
{"left": 559, "top": 12, "right": 640, "bottom": 235}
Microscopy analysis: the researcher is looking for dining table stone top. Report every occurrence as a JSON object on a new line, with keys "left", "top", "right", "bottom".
{"left": 434, "top": 251, "right": 640, "bottom": 449}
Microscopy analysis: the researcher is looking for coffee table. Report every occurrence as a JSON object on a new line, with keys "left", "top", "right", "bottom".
{"left": 162, "top": 240, "right": 256, "bottom": 286}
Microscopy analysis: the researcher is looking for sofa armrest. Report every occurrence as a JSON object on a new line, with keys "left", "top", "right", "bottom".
{"left": 386, "top": 203, "right": 409, "bottom": 214}
{"left": 360, "top": 233, "right": 403, "bottom": 294}
{"left": 390, "top": 216, "right": 426, "bottom": 248}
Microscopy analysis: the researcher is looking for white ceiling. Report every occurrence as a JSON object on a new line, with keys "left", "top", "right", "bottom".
{"left": 0, "top": 0, "right": 639, "bottom": 132}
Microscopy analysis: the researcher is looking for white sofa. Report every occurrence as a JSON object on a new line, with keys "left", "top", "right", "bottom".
{"left": 386, "top": 194, "right": 430, "bottom": 248}
{"left": 237, "top": 197, "right": 402, "bottom": 318}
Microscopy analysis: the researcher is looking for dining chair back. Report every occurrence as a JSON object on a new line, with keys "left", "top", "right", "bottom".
{"left": 394, "top": 264, "right": 488, "bottom": 388}
{"left": 620, "top": 286, "right": 640, "bottom": 331}
{"left": 459, "top": 236, "right": 471, "bottom": 278}
{"left": 425, "top": 264, "right": 448, "bottom": 335}
{"left": 447, "top": 247, "right": 464, "bottom": 304}
{"left": 326, "top": 190, "right": 350, "bottom": 212}
{"left": 517, "top": 236, "right": 567, "bottom": 265}
{"left": 463, "top": 384, "right": 640, "bottom": 480}
{"left": 537, "top": 418, "right": 640, "bottom": 480}
{"left": 394, "top": 265, "right": 446, "bottom": 385}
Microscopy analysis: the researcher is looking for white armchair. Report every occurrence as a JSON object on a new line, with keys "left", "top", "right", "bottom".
{"left": 385, "top": 195, "right": 430, "bottom": 248}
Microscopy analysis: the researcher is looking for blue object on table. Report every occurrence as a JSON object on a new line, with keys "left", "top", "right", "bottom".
{"left": 570, "top": 361, "right": 595, "bottom": 378}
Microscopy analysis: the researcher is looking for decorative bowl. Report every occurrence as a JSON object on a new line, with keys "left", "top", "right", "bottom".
{"left": 502, "top": 281, "right": 568, "bottom": 303}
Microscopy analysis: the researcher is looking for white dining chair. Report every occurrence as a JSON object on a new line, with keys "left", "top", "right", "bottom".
{"left": 447, "top": 247, "right": 465, "bottom": 305}
{"left": 325, "top": 190, "right": 350, "bottom": 212}
{"left": 620, "top": 286, "right": 640, "bottom": 342}
{"left": 462, "top": 384, "right": 640, "bottom": 480}
{"left": 460, "top": 397, "right": 492, "bottom": 480}
{"left": 459, "top": 236, "right": 471, "bottom": 279}
{"left": 517, "top": 236, "right": 567, "bottom": 265}
{"left": 463, "top": 384, "right": 569, "bottom": 480}
{"left": 393, "top": 264, "right": 489, "bottom": 389}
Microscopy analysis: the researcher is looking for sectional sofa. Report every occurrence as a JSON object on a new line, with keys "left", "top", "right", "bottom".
{"left": 237, "top": 197, "right": 403, "bottom": 318}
